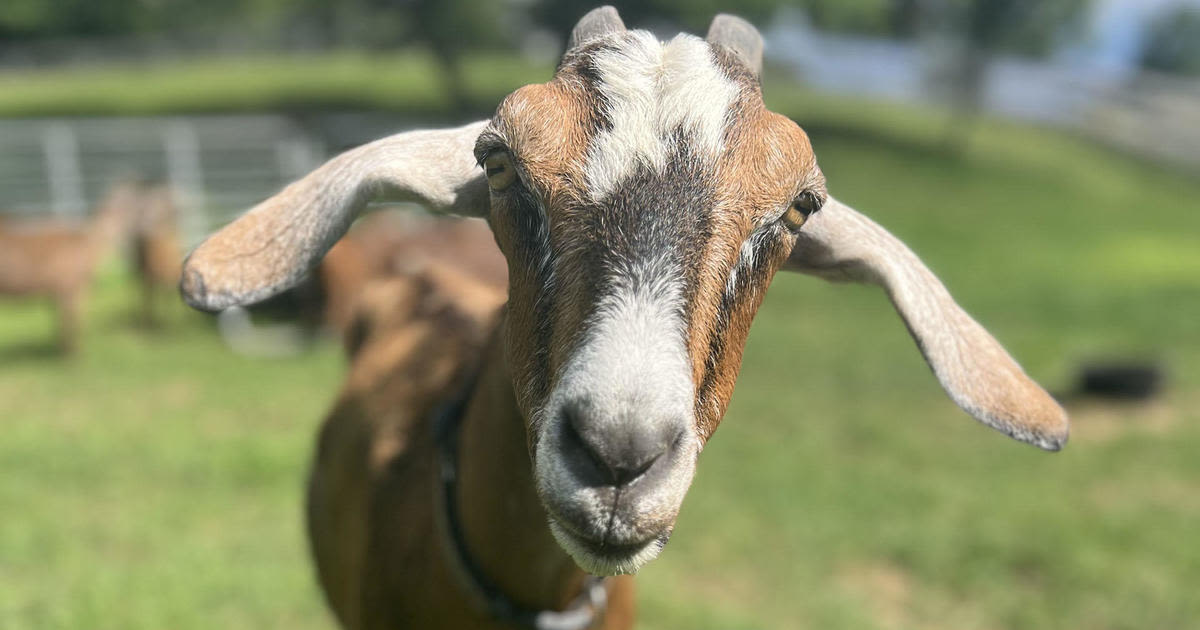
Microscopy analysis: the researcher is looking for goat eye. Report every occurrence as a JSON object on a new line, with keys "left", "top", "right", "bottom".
{"left": 483, "top": 152, "right": 517, "bottom": 191}
{"left": 781, "top": 191, "right": 823, "bottom": 231}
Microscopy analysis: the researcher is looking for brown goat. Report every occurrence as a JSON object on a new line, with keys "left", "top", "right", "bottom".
{"left": 312, "top": 266, "right": 636, "bottom": 628}
{"left": 0, "top": 181, "right": 138, "bottom": 352}
{"left": 182, "top": 8, "right": 1068, "bottom": 629}
{"left": 319, "top": 212, "right": 506, "bottom": 334}
{"left": 131, "top": 184, "right": 184, "bottom": 327}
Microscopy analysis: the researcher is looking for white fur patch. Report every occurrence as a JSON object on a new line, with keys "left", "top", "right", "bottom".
{"left": 584, "top": 31, "right": 739, "bottom": 201}
{"left": 559, "top": 253, "right": 693, "bottom": 419}
{"left": 535, "top": 253, "right": 699, "bottom": 575}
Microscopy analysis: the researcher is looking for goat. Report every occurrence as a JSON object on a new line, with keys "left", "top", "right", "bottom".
{"left": 319, "top": 211, "right": 506, "bottom": 334}
{"left": 180, "top": 8, "right": 1069, "bottom": 629}
{"left": 131, "top": 183, "right": 184, "bottom": 327}
{"left": 0, "top": 180, "right": 138, "bottom": 353}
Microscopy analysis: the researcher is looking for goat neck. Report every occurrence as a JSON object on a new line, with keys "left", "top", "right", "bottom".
{"left": 452, "top": 329, "right": 603, "bottom": 610}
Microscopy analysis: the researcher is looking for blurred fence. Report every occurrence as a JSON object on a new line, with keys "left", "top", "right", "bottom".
{"left": 0, "top": 114, "right": 423, "bottom": 246}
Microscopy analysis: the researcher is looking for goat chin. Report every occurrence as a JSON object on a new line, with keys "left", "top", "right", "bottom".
{"left": 548, "top": 519, "right": 668, "bottom": 576}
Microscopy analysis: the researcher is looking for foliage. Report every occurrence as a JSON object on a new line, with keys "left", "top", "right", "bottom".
{"left": 529, "top": 0, "right": 896, "bottom": 39}
{"left": 0, "top": 0, "right": 276, "bottom": 39}
{"left": 1140, "top": 6, "right": 1200, "bottom": 76}
{"left": 0, "top": 0, "right": 150, "bottom": 39}
{"left": 0, "top": 0, "right": 1092, "bottom": 51}
{"left": 956, "top": 0, "right": 1090, "bottom": 57}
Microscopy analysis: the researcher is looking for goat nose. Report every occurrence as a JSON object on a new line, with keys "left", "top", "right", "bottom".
{"left": 561, "top": 403, "right": 679, "bottom": 488}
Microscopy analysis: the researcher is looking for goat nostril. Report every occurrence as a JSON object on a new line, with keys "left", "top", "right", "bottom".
{"left": 561, "top": 406, "right": 671, "bottom": 487}
{"left": 610, "top": 451, "right": 661, "bottom": 486}
{"left": 562, "top": 411, "right": 616, "bottom": 485}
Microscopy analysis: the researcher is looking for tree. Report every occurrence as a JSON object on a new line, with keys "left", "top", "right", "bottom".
{"left": 530, "top": 0, "right": 897, "bottom": 43}
{"left": 930, "top": 0, "right": 1091, "bottom": 152}
{"left": 0, "top": 0, "right": 151, "bottom": 40}
{"left": 0, "top": 0, "right": 297, "bottom": 41}
{"left": 346, "top": 0, "right": 511, "bottom": 114}
{"left": 1140, "top": 6, "right": 1200, "bottom": 77}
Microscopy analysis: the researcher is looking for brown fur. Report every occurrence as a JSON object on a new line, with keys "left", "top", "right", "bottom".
{"left": 0, "top": 182, "right": 139, "bottom": 352}
{"left": 484, "top": 47, "right": 826, "bottom": 443}
{"left": 131, "top": 185, "right": 184, "bottom": 327}
{"left": 688, "top": 61, "right": 827, "bottom": 440}
{"left": 319, "top": 212, "right": 507, "bottom": 335}
{"left": 308, "top": 266, "right": 633, "bottom": 629}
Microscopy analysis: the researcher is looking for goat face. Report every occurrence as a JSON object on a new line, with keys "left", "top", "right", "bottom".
{"left": 180, "top": 7, "right": 1068, "bottom": 580}
{"left": 479, "top": 29, "right": 824, "bottom": 574}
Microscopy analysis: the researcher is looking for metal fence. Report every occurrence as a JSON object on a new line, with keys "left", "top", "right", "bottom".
{"left": 0, "top": 113, "right": 435, "bottom": 246}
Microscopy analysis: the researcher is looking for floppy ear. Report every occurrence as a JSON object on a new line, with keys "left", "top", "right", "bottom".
{"left": 786, "top": 196, "right": 1069, "bottom": 451}
{"left": 180, "top": 120, "right": 490, "bottom": 312}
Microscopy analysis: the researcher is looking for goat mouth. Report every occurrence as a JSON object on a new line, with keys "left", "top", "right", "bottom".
{"left": 547, "top": 517, "right": 670, "bottom": 576}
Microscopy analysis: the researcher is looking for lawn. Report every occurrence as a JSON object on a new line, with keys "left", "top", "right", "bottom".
{"left": 0, "top": 52, "right": 539, "bottom": 118}
{"left": 2, "top": 86, "right": 1199, "bottom": 628}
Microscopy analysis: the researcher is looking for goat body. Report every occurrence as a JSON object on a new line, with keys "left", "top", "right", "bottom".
{"left": 0, "top": 183, "right": 138, "bottom": 352}
{"left": 309, "top": 266, "right": 633, "bottom": 629}
{"left": 131, "top": 184, "right": 183, "bottom": 327}
{"left": 319, "top": 212, "right": 506, "bottom": 335}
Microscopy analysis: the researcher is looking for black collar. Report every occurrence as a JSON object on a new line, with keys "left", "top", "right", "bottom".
{"left": 432, "top": 367, "right": 608, "bottom": 630}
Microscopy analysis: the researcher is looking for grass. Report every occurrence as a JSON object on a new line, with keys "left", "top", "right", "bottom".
{"left": 0, "top": 51, "right": 542, "bottom": 118}
{"left": 2, "top": 84, "right": 1199, "bottom": 628}
{"left": 0, "top": 275, "right": 344, "bottom": 629}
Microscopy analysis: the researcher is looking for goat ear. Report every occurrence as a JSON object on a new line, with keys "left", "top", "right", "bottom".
{"left": 180, "top": 120, "right": 490, "bottom": 312}
{"left": 785, "top": 196, "right": 1069, "bottom": 451}
{"left": 568, "top": 6, "right": 626, "bottom": 50}
{"left": 707, "top": 14, "right": 763, "bottom": 78}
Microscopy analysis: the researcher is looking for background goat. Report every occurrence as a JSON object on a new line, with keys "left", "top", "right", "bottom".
{"left": 320, "top": 211, "right": 506, "bottom": 335}
{"left": 181, "top": 7, "right": 1069, "bottom": 629}
{"left": 130, "top": 183, "right": 184, "bottom": 327}
{"left": 0, "top": 180, "right": 138, "bottom": 353}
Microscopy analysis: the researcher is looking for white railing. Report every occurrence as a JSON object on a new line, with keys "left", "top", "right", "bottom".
{"left": 0, "top": 115, "right": 326, "bottom": 246}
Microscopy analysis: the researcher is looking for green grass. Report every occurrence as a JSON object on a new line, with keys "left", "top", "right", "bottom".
{"left": 0, "top": 276, "right": 344, "bottom": 629}
{"left": 0, "top": 51, "right": 543, "bottom": 118}
{"left": 2, "top": 93, "right": 1199, "bottom": 629}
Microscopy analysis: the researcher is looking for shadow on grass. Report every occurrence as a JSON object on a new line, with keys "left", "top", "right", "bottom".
{"left": 0, "top": 339, "right": 66, "bottom": 363}
{"left": 802, "top": 121, "right": 969, "bottom": 168}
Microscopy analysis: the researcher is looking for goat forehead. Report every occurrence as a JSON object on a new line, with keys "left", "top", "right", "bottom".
{"left": 492, "top": 31, "right": 764, "bottom": 202}
{"left": 492, "top": 31, "right": 818, "bottom": 220}
{"left": 580, "top": 31, "right": 740, "bottom": 202}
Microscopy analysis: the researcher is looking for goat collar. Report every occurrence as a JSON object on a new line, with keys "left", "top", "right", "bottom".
{"left": 433, "top": 367, "right": 608, "bottom": 630}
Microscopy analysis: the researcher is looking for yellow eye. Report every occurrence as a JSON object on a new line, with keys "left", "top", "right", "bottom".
{"left": 781, "top": 204, "right": 807, "bottom": 231}
{"left": 483, "top": 152, "right": 517, "bottom": 191}
{"left": 782, "top": 191, "right": 823, "bottom": 232}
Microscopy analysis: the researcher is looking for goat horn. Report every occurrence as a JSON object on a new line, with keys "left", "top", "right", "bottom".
{"left": 568, "top": 6, "right": 626, "bottom": 50}
{"left": 707, "top": 14, "right": 764, "bottom": 78}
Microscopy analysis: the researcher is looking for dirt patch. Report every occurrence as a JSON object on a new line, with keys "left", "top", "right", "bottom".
{"left": 1088, "top": 474, "right": 1200, "bottom": 514}
{"left": 1063, "top": 396, "right": 1183, "bottom": 443}
{"left": 836, "top": 562, "right": 912, "bottom": 630}
{"left": 835, "top": 561, "right": 1000, "bottom": 630}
